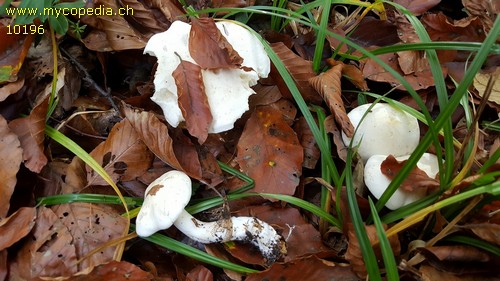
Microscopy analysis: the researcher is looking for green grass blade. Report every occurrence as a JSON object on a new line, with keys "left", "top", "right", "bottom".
{"left": 369, "top": 199, "right": 399, "bottom": 281}
{"left": 129, "top": 224, "right": 259, "bottom": 274}
{"left": 444, "top": 235, "right": 500, "bottom": 256}
{"left": 312, "top": 0, "right": 331, "bottom": 72}
{"left": 37, "top": 194, "right": 143, "bottom": 207}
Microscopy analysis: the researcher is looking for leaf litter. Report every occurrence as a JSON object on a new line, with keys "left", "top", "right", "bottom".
{"left": 0, "top": 0, "right": 499, "bottom": 280}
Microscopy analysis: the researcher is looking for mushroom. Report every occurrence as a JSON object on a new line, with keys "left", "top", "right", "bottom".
{"left": 364, "top": 153, "right": 439, "bottom": 210}
{"left": 342, "top": 103, "right": 420, "bottom": 162}
{"left": 136, "top": 170, "right": 286, "bottom": 263}
{"left": 144, "top": 20, "right": 270, "bottom": 133}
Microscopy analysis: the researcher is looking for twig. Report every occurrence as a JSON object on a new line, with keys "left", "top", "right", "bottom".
{"left": 59, "top": 47, "right": 119, "bottom": 112}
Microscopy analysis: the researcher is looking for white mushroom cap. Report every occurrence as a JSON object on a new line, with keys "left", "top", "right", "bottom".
{"left": 136, "top": 170, "right": 192, "bottom": 237}
{"left": 364, "top": 153, "right": 439, "bottom": 210}
{"left": 342, "top": 103, "right": 420, "bottom": 162}
{"left": 144, "top": 20, "right": 270, "bottom": 133}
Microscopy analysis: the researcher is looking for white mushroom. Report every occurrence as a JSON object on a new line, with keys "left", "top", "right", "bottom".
{"left": 364, "top": 153, "right": 439, "bottom": 210}
{"left": 136, "top": 170, "right": 285, "bottom": 263}
{"left": 342, "top": 103, "right": 420, "bottom": 162}
{"left": 144, "top": 20, "right": 270, "bottom": 133}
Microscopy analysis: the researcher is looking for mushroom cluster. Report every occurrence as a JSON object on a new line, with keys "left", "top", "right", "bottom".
{"left": 144, "top": 20, "right": 270, "bottom": 134}
{"left": 342, "top": 103, "right": 439, "bottom": 209}
{"left": 136, "top": 170, "right": 286, "bottom": 263}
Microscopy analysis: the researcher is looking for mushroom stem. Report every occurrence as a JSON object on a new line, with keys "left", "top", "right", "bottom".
{"left": 174, "top": 210, "right": 285, "bottom": 263}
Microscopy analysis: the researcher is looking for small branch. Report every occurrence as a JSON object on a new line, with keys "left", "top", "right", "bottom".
{"left": 59, "top": 47, "right": 119, "bottom": 112}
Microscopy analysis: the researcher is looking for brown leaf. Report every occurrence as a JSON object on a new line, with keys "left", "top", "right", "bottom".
{"left": 149, "top": 0, "right": 186, "bottom": 23}
{"left": 186, "top": 265, "right": 213, "bottom": 281}
{"left": 189, "top": 17, "right": 243, "bottom": 69}
{"left": 64, "top": 261, "right": 154, "bottom": 281}
{"left": 309, "top": 64, "right": 354, "bottom": 137}
{"left": 0, "top": 26, "right": 34, "bottom": 83}
{"left": 8, "top": 97, "right": 48, "bottom": 173}
{"left": 462, "top": 0, "right": 499, "bottom": 33}
{"left": 381, "top": 155, "right": 440, "bottom": 193}
{"left": 0, "top": 115, "right": 23, "bottom": 217}
{"left": 269, "top": 42, "right": 322, "bottom": 104}
{"left": 117, "top": 0, "right": 169, "bottom": 33}
{"left": 10, "top": 206, "right": 78, "bottom": 279}
{"left": 81, "top": 0, "right": 147, "bottom": 51}
{"left": 393, "top": 0, "right": 440, "bottom": 16}
{"left": 122, "top": 104, "right": 203, "bottom": 180}
{"left": 87, "top": 119, "right": 154, "bottom": 186}
{"left": 173, "top": 59, "right": 213, "bottom": 144}
{"left": 0, "top": 78, "right": 24, "bottom": 102}
{"left": 420, "top": 264, "right": 499, "bottom": 281}
{"left": 293, "top": 117, "right": 320, "bottom": 169}
{"left": 345, "top": 223, "right": 401, "bottom": 279}
{"left": 459, "top": 224, "right": 500, "bottom": 246}
{"left": 0, "top": 250, "right": 6, "bottom": 281}
{"left": 236, "top": 105, "right": 303, "bottom": 195}
{"left": 324, "top": 115, "right": 348, "bottom": 162}
{"left": 246, "top": 256, "right": 358, "bottom": 281}
{"left": 0, "top": 207, "right": 36, "bottom": 251}
{"left": 362, "top": 52, "right": 437, "bottom": 91}
{"left": 326, "top": 59, "right": 368, "bottom": 91}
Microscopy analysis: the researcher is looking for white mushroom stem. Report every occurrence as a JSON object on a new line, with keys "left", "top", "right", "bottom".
{"left": 174, "top": 210, "right": 285, "bottom": 262}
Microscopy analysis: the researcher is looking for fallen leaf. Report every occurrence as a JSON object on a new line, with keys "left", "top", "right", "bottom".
{"left": 393, "top": 0, "right": 441, "bottom": 16}
{"left": 8, "top": 97, "right": 48, "bottom": 173}
{"left": 246, "top": 255, "right": 358, "bottom": 281}
{"left": 0, "top": 78, "right": 24, "bottom": 102}
{"left": 118, "top": 0, "right": 169, "bottom": 33}
{"left": 63, "top": 261, "right": 154, "bottom": 281}
{"left": 473, "top": 69, "right": 500, "bottom": 106}
{"left": 309, "top": 63, "right": 354, "bottom": 137}
{"left": 345, "top": 223, "right": 401, "bottom": 279}
{"left": 462, "top": 0, "right": 499, "bottom": 33}
{"left": 324, "top": 115, "right": 348, "bottom": 162}
{"left": 122, "top": 104, "right": 203, "bottom": 180}
{"left": 173, "top": 59, "right": 212, "bottom": 143}
{"left": 189, "top": 17, "right": 243, "bottom": 69}
{"left": 326, "top": 59, "right": 368, "bottom": 91}
{"left": 0, "top": 250, "right": 6, "bottom": 281}
{"left": 148, "top": 0, "right": 186, "bottom": 23}
{"left": 0, "top": 207, "right": 36, "bottom": 251}
{"left": 81, "top": 0, "right": 148, "bottom": 51}
{"left": 381, "top": 155, "right": 440, "bottom": 193}
{"left": 420, "top": 264, "right": 499, "bottom": 281}
{"left": 348, "top": 17, "right": 400, "bottom": 48}
{"left": 270, "top": 42, "right": 322, "bottom": 104}
{"left": 186, "top": 265, "right": 213, "bottom": 281}
{"left": 0, "top": 115, "right": 23, "bottom": 217}
{"left": 87, "top": 119, "right": 154, "bottom": 186}
{"left": 293, "top": 117, "right": 320, "bottom": 169}
{"left": 0, "top": 26, "right": 34, "bottom": 83}
{"left": 419, "top": 245, "right": 498, "bottom": 275}
{"left": 236, "top": 105, "right": 303, "bottom": 195}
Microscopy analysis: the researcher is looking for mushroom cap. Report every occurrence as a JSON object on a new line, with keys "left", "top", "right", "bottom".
{"left": 364, "top": 153, "right": 439, "bottom": 210}
{"left": 136, "top": 170, "right": 192, "bottom": 237}
{"left": 144, "top": 20, "right": 270, "bottom": 133}
{"left": 342, "top": 103, "right": 420, "bottom": 162}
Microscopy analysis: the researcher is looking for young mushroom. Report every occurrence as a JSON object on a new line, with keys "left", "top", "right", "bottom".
{"left": 364, "top": 153, "right": 439, "bottom": 210}
{"left": 136, "top": 170, "right": 286, "bottom": 263}
{"left": 144, "top": 20, "right": 270, "bottom": 133}
{"left": 342, "top": 103, "right": 420, "bottom": 162}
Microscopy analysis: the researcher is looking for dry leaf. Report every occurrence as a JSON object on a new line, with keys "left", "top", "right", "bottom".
{"left": 186, "top": 265, "right": 213, "bottom": 281}
{"left": 0, "top": 207, "right": 36, "bottom": 251}
{"left": 293, "top": 117, "right": 320, "bottom": 169}
{"left": 0, "top": 78, "right": 24, "bottom": 102}
{"left": 64, "top": 261, "right": 154, "bottom": 281}
{"left": 462, "top": 0, "right": 499, "bottom": 33}
{"left": 87, "top": 119, "right": 154, "bottom": 186}
{"left": 8, "top": 97, "right": 48, "bottom": 173}
{"left": 393, "top": 0, "right": 440, "bottom": 16}
{"left": 122, "top": 104, "right": 203, "bottom": 180}
{"left": 269, "top": 42, "right": 322, "bottom": 104}
{"left": 0, "top": 26, "right": 34, "bottom": 83}
{"left": 189, "top": 17, "right": 243, "bottom": 69}
{"left": 309, "top": 64, "right": 354, "bottom": 137}
{"left": 473, "top": 69, "right": 500, "bottom": 106}
{"left": 173, "top": 59, "right": 213, "bottom": 144}
{"left": 246, "top": 256, "right": 358, "bottom": 281}
{"left": 236, "top": 105, "right": 303, "bottom": 195}
{"left": 118, "top": 0, "right": 169, "bottom": 33}
{"left": 381, "top": 155, "right": 440, "bottom": 193}
{"left": 0, "top": 115, "right": 23, "bottom": 217}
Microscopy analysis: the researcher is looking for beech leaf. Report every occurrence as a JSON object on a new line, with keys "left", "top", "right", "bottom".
{"left": 189, "top": 17, "right": 243, "bottom": 69}
{"left": 380, "top": 155, "right": 440, "bottom": 193}
{"left": 9, "top": 97, "right": 49, "bottom": 173}
{"left": 0, "top": 115, "right": 23, "bottom": 217}
{"left": 309, "top": 64, "right": 354, "bottom": 137}
{"left": 173, "top": 59, "right": 213, "bottom": 144}
{"left": 87, "top": 119, "right": 154, "bottom": 186}
{"left": 122, "top": 104, "right": 203, "bottom": 180}
{"left": 0, "top": 207, "right": 36, "bottom": 251}
{"left": 236, "top": 105, "right": 303, "bottom": 196}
